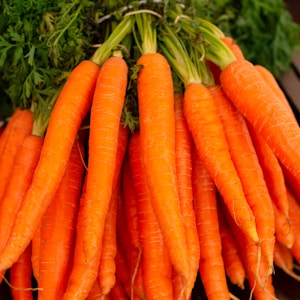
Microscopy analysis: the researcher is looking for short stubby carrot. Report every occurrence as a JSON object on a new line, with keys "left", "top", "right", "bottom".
{"left": 209, "top": 84, "right": 275, "bottom": 274}
{"left": 183, "top": 82, "right": 258, "bottom": 244}
{"left": 0, "top": 60, "right": 99, "bottom": 272}
{"left": 220, "top": 59, "right": 300, "bottom": 192}
{"left": 137, "top": 52, "right": 190, "bottom": 281}
{"left": 63, "top": 56, "right": 128, "bottom": 300}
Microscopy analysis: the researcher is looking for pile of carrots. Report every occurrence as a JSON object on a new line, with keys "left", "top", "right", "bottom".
{"left": 1, "top": 8, "right": 300, "bottom": 300}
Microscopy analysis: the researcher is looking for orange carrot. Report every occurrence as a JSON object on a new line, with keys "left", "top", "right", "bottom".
{"left": 192, "top": 146, "right": 230, "bottom": 300}
{"left": 63, "top": 55, "right": 128, "bottom": 299}
{"left": 98, "top": 124, "right": 129, "bottom": 296}
{"left": 37, "top": 141, "right": 85, "bottom": 300}
{"left": 9, "top": 243, "right": 33, "bottom": 300}
{"left": 0, "top": 108, "right": 33, "bottom": 202}
{"left": 135, "top": 14, "right": 189, "bottom": 283}
{"left": 31, "top": 225, "right": 41, "bottom": 282}
{"left": 220, "top": 59, "right": 300, "bottom": 194}
{"left": 0, "top": 59, "right": 99, "bottom": 273}
{"left": 247, "top": 122, "right": 289, "bottom": 218}
{"left": 121, "top": 155, "right": 145, "bottom": 299}
{"left": 209, "top": 84, "right": 275, "bottom": 274}
{"left": 129, "top": 131, "right": 173, "bottom": 300}
{"left": 221, "top": 36, "right": 245, "bottom": 61}
{"left": 173, "top": 93, "right": 200, "bottom": 299}
{"left": 218, "top": 201, "right": 246, "bottom": 289}
{"left": 86, "top": 279, "right": 103, "bottom": 300}
{"left": 160, "top": 25, "right": 258, "bottom": 244}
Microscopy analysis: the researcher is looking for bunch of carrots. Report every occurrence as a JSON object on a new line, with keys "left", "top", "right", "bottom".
{"left": 1, "top": 6, "right": 300, "bottom": 300}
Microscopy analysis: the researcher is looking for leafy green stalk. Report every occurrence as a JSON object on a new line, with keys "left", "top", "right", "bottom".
{"left": 91, "top": 15, "right": 133, "bottom": 66}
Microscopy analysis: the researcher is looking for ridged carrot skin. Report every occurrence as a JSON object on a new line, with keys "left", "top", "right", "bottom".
{"left": 37, "top": 142, "right": 85, "bottom": 300}
{"left": 183, "top": 82, "right": 258, "bottom": 243}
{"left": 10, "top": 243, "right": 33, "bottom": 300}
{"left": 209, "top": 84, "right": 275, "bottom": 274}
{"left": 173, "top": 93, "right": 200, "bottom": 299}
{"left": 0, "top": 60, "right": 99, "bottom": 273}
{"left": 220, "top": 59, "right": 300, "bottom": 192}
{"left": 137, "top": 52, "right": 189, "bottom": 281}
{"left": 63, "top": 56, "right": 128, "bottom": 300}
{"left": 98, "top": 124, "right": 129, "bottom": 296}
{"left": 129, "top": 131, "right": 173, "bottom": 300}
{"left": 192, "top": 147, "right": 230, "bottom": 300}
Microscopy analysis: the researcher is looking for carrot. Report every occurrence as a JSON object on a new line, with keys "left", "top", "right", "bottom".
{"left": 98, "top": 124, "right": 129, "bottom": 296}
{"left": 247, "top": 122, "right": 289, "bottom": 218}
{"left": 9, "top": 243, "right": 33, "bottom": 300}
{"left": 220, "top": 59, "right": 300, "bottom": 193}
{"left": 221, "top": 36, "right": 245, "bottom": 61}
{"left": 254, "top": 64, "right": 296, "bottom": 122}
{"left": 129, "top": 130, "right": 173, "bottom": 300}
{"left": 86, "top": 279, "right": 104, "bottom": 300}
{"left": 173, "top": 92, "right": 200, "bottom": 299}
{"left": 286, "top": 186, "right": 300, "bottom": 265}
{"left": 63, "top": 54, "right": 128, "bottom": 299}
{"left": 121, "top": 155, "right": 145, "bottom": 299}
{"left": 31, "top": 225, "right": 41, "bottom": 282}
{"left": 272, "top": 202, "right": 294, "bottom": 249}
{"left": 209, "top": 84, "right": 275, "bottom": 274}
{"left": 192, "top": 146, "right": 230, "bottom": 300}
{"left": 218, "top": 201, "right": 246, "bottom": 289}
{"left": 160, "top": 24, "right": 258, "bottom": 244}
{"left": 0, "top": 59, "right": 99, "bottom": 273}
{"left": 135, "top": 14, "right": 189, "bottom": 282}
{"left": 37, "top": 141, "right": 85, "bottom": 300}
{"left": 0, "top": 108, "right": 33, "bottom": 202}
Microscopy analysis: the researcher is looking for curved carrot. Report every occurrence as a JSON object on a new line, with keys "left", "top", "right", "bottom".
{"left": 209, "top": 84, "right": 275, "bottom": 274}
{"left": 63, "top": 55, "right": 128, "bottom": 300}
{"left": 9, "top": 243, "right": 33, "bottom": 300}
{"left": 37, "top": 141, "right": 85, "bottom": 300}
{"left": 160, "top": 24, "right": 258, "bottom": 244}
{"left": 0, "top": 59, "right": 99, "bottom": 273}
{"left": 129, "top": 131, "right": 173, "bottom": 300}
{"left": 192, "top": 147, "right": 230, "bottom": 300}
{"left": 0, "top": 108, "right": 33, "bottom": 202}
{"left": 173, "top": 92, "right": 200, "bottom": 299}
{"left": 98, "top": 124, "right": 129, "bottom": 296}
{"left": 218, "top": 203, "right": 246, "bottom": 290}
{"left": 220, "top": 59, "right": 300, "bottom": 193}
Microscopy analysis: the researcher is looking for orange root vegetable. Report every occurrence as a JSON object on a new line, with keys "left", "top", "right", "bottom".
{"left": 37, "top": 141, "right": 85, "bottom": 300}
{"left": 209, "top": 84, "right": 275, "bottom": 274}
{"left": 9, "top": 243, "right": 34, "bottom": 300}
{"left": 129, "top": 131, "right": 173, "bottom": 300}
{"left": 220, "top": 59, "right": 300, "bottom": 194}
{"left": 174, "top": 93, "right": 200, "bottom": 299}
{"left": 192, "top": 147, "right": 230, "bottom": 300}
{"left": 0, "top": 60, "right": 99, "bottom": 273}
